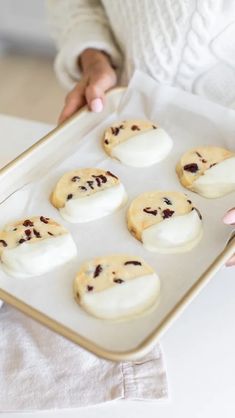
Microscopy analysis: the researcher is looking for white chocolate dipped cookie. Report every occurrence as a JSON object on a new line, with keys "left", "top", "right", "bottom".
{"left": 127, "top": 191, "right": 203, "bottom": 253}
{"left": 74, "top": 255, "right": 161, "bottom": 320}
{"left": 0, "top": 216, "right": 77, "bottom": 278}
{"left": 102, "top": 119, "right": 173, "bottom": 167}
{"left": 51, "top": 168, "right": 127, "bottom": 223}
{"left": 176, "top": 146, "right": 235, "bottom": 198}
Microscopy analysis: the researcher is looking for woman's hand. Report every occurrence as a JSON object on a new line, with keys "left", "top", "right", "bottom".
{"left": 58, "top": 48, "right": 117, "bottom": 124}
{"left": 223, "top": 208, "right": 235, "bottom": 267}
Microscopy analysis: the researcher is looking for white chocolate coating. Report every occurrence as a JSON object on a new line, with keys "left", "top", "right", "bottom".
{"left": 142, "top": 210, "right": 203, "bottom": 253}
{"left": 111, "top": 128, "right": 173, "bottom": 167}
{"left": 193, "top": 156, "right": 235, "bottom": 198}
{"left": 1, "top": 234, "right": 77, "bottom": 278}
{"left": 81, "top": 273, "right": 160, "bottom": 320}
{"left": 60, "top": 183, "right": 127, "bottom": 223}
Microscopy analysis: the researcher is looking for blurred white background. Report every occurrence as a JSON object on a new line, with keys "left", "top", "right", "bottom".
{"left": 0, "top": 0, "right": 65, "bottom": 124}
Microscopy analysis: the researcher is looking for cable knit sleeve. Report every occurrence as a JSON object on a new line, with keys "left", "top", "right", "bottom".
{"left": 46, "top": 0, "right": 122, "bottom": 89}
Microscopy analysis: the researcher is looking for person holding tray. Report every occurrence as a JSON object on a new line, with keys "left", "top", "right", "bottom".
{"left": 47, "top": 0, "right": 235, "bottom": 266}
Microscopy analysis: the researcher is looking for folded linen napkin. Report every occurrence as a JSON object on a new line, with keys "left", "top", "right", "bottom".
{"left": 0, "top": 303, "right": 168, "bottom": 411}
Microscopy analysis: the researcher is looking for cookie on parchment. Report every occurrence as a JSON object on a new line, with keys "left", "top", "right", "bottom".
{"left": 176, "top": 146, "right": 235, "bottom": 198}
{"left": 102, "top": 119, "right": 173, "bottom": 167}
{"left": 127, "top": 191, "right": 203, "bottom": 253}
{"left": 74, "top": 255, "right": 160, "bottom": 320}
{"left": 51, "top": 168, "right": 127, "bottom": 223}
{"left": 0, "top": 216, "right": 77, "bottom": 278}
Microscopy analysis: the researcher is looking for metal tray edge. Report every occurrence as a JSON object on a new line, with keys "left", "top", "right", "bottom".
{"left": 0, "top": 87, "right": 234, "bottom": 361}
{"left": 1, "top": 232, "right": 234, "bottom": 362}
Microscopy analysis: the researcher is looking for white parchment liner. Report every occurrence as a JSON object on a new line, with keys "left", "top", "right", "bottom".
{"left": 0, "top": 71, "right": 234, "bottom": 352}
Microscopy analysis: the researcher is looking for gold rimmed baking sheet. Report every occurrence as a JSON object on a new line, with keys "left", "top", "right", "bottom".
{"left": 0, "top": 81, "right": 234, "bottom": 361}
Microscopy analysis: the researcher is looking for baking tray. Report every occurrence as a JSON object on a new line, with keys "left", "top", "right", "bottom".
{"left": 0, "top": 85, "right": 234, "bottom": 362}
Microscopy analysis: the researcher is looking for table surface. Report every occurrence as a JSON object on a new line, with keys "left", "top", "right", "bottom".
{"left": 1, "top": 114, "right": 235, "bottom": 418}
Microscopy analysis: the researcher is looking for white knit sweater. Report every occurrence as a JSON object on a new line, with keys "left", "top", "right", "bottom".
{"left": 47, "top": 0, "right": 235, "bottom": 107}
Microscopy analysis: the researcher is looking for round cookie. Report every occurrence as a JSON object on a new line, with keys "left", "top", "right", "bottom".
{"left": 102, "top": 119, "right": 173, "bottom": 167}
{"left": 127, "top": 191, "right": 203, "bottom": 253}
{"left": 74, "top": 255, "right": 160, "bottom": 320}
{"left": 51, "top": 168, "right": 127, "bottom": 223}
{"left": 176, "top": 146, "right": 235, "bottom": 198}
{"left": 0, "top": 216, "right": 77, "bottom": 278}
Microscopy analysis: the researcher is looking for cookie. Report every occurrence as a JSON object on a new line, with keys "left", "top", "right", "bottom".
{"left": 127, "top": 191, "right": 203, "bottom": 253}
{"left": 51, "top": 168, "right": 127, "bottom": 223}
{"left": 176, "top": 146, "right": 235, "bottom": 198}
{"left": 74, "top": 255, "right": 160, "bottom": 320}
{"left": 0, "top": 216, "right": 77, "bottom": 278}
{"left": 102, "top": 119, "right": 173, "bottom": 167}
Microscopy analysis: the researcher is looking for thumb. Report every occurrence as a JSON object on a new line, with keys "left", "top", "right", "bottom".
{"left": 223, "top": 208, "right": 235, "bottom": 225}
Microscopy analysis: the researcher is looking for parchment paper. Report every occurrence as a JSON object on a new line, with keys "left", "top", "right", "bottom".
{"left": 0, "top": 70, "right": 234, "bottom": 352}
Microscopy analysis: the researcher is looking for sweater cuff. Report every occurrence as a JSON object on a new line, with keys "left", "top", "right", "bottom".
{"left": 54, "top": 22, "right": 122, "bottom": 90}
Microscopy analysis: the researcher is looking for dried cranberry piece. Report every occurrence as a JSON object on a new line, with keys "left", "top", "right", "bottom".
{"left": 25, "top": 229, "right": 31, "bottom": 237}
{"left": 124, "top": 260, "right": 142, "bottom": 266}
{"left": 111, "top": 127, "right": 120, "bottom": 136}
{"left": 93, "top": 264, "right": 103, "bottom": 278}
{"left": 40, "top": 216, "right": 49, "bottom": 224}
{"left": 98, "top": 175, "right": 107, "bottom": 183}
{"left": 87, "top": 180, "right": 94, "bottom": 189}
{"left": 67, "top": 193, "right": 73, "bottom": 200}
{"left": 92, "top": 175, "right": 107, "bottom": 186}
{"left": 106, "top": 171, "right": 118, "bottom": 179}
{"left": 19, "top": 238, "right": 26, "bottom": 244}
{"left": 113, "top": 278, "right": 124, "bottom": 284}
{"left": 162, "top": 209, "right": 174, "bottom": 219}
{"left": 33, "top": 229, "right": 41, "bottom": 238}
{"left": 143, "top": 207, "right": 158, "bottom": 216}
{"left": 104, "top": 139, "right": 109, "bottom": 145}
{"left": 192, "top": 207, "right": 202, "bottom": 220}
{"left": 92, "top": 176, "right": 101, "bottom": 187}
{"left": 183, "top": 163, "right": 199, "bottom": 173}
{"left": 23, "top": 219, "right": 34, "bottom": 227}
{"left": 71, "top": 176, "right": 80, "bottom": 182}
{"left": 163, "top": 197, "right": 172, "bottom": 205}
{"left": 87, "top": 285, "right": 94, "bottom": 292}
{"left": 131, "top": 125, "right": 140, "bottom": 131}
{"left": 0, "top": 239, "right": 7, "bottom": 247}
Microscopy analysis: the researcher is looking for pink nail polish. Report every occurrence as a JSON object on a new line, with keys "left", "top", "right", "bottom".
{"left": 90, "top": 98, "right": 103, "bottom": 113}
{"left": 223, "top": 209, "right": 235, "bottom": 225}
{"left": 225, "top": 253, "right": 235, "bottom": 267}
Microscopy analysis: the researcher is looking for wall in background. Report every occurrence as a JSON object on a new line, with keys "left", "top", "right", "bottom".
{"left": 0, "top": 0, "right": 55, "bottom": 55}
{"left": 0, "top": 1, "right": 65, "bottom": 124}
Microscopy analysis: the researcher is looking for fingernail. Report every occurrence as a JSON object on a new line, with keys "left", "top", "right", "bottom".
{"left": 225, "top": 255, "right": 235, "bottom": 267}
{"left": 226, "top": 261, "right": 235, "bottom": 267}
{"left": 223, "top": 209, "right": 235, "bottom": 225}
{"left": 90, "top": 98, "right": 103, "bottom": 113}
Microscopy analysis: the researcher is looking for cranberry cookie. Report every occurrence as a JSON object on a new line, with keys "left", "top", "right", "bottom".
{"left": 176, "top": 146, "right": 235, "bottom": 198}
{"left": 0, "top": 216, "right": 77, "bottom": 278}
{"left": 51, "top": 168, "right": 127, "bottom": 223}
{"left": 74, "top": 255, "right": 160, "bottom": 320}
{"left": 127, "top": 191, "right": 203, "bottom": 253}
{"left": 102, "top": 119, "right": 173, "bottom": 167}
